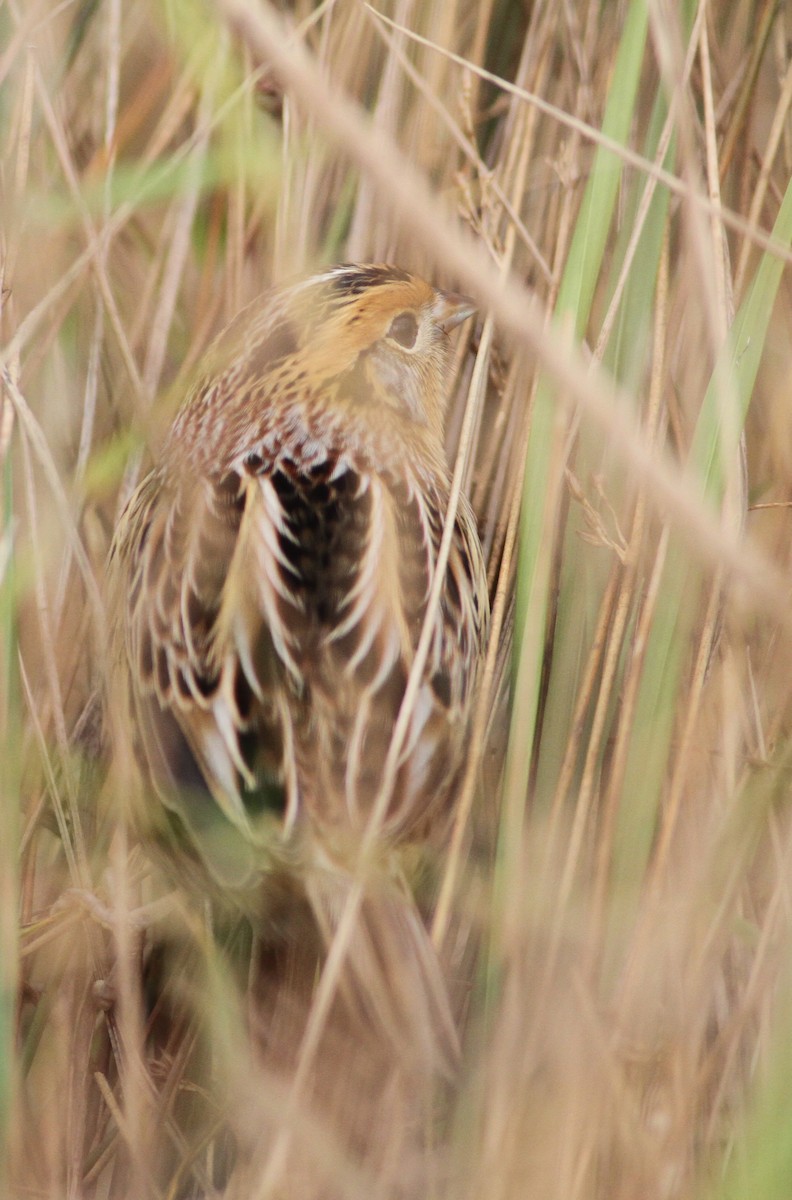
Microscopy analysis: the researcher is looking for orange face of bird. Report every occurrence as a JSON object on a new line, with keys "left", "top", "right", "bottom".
{"left": 192, "top": 266, "right": 476, "bottom": 451}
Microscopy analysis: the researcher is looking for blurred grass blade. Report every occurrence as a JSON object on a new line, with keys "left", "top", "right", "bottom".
{"left": 613, "top": 168, "right": 792, "bottom": 888}
{"left": 696, "top": 737, "right": 792, "bottom": 1200}
{"left": 691, "top": 172, "right": 792, "bottom": 495}
{"left": 0, "top": 449, "right": 19, "bottom": 1193}
{"left": 509, "top": 0, "right": 649, "bottom": 810}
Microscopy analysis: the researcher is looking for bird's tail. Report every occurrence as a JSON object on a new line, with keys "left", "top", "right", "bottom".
{"left": 303, "top": 864, "right": 460, "bottom": 1079}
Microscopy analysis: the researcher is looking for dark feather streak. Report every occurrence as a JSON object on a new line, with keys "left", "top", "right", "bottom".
{"left": 330, "top": 264, "right": 412, "bottom": 298}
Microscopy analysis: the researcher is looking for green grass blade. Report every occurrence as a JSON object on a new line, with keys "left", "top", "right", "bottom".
{"left": 510, "top": 0, "right": 650, "bottom": 810}
{"left": 613, "top": 169, "right": 792, "bottom": 888}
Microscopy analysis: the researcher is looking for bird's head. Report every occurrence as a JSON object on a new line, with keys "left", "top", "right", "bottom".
{"left": 301, "top": 264, "right": 477, "bottom": 440}
{"left": 185, "top": 264, "right": 477, "bottom": 456}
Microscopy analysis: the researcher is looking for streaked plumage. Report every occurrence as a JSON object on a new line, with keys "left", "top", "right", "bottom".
{"left": 107, "top": 263, "right": 489, "bottom": 1072}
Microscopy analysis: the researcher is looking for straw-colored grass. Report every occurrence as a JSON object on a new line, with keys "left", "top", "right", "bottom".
{"left": 4, "top": 0, "right": 792, "bottom": 1196}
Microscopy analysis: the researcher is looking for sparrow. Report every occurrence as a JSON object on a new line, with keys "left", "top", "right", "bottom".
{"left": 107, "top": 263, "right": 489, "bottom": 1074}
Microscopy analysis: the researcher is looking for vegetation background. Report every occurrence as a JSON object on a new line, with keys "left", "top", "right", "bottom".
{"left": 3, "top": 0, "right": 792, "bottom": 1196}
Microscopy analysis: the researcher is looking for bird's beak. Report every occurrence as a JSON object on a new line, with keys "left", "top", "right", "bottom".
{"left": 435, "top": 290, "right": 477, "bottom": 333}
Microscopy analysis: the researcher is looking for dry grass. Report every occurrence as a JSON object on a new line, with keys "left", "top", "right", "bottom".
{"left": 4, "top": 0, "right": 792, "bottom": 1196}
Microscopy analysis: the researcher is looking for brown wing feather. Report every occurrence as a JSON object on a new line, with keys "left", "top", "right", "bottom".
{"left": 253, "top": 452, "right": 487, "bottom": 842}
{"left": 110, "top": 467, "right": 290, "bottom": 860}
{"left": 112, "top": 440, "right": 486, "bottom": 847}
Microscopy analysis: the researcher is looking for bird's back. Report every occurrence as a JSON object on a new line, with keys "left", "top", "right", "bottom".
{"left": 111, "top": 420, "right": 486, "bottom": 869}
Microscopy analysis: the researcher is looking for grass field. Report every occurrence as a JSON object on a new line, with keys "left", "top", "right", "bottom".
{"left": 4, "top": 0, "right": 792, "bottom": 1196}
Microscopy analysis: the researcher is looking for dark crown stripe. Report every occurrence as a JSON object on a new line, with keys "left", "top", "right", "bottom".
{"left": 328, "top": 264, "right": 413, "bottom": 298}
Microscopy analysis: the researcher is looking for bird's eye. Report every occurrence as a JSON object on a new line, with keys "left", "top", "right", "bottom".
{"left": 386, "top": 311, "right": 419, "bottom": 349}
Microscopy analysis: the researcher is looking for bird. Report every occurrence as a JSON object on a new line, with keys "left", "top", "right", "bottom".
{"left": 106, "top": 262, "right": 489, "bottom": 1078}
